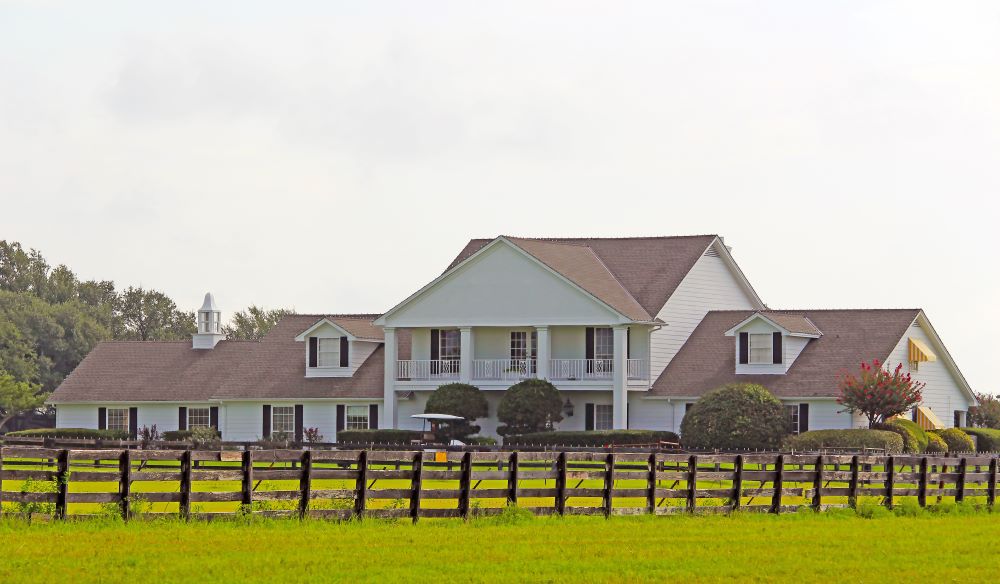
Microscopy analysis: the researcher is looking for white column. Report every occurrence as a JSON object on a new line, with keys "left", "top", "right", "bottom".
{"left": 383, "top": 327, "right": 397, "bottom": 429}
{"left": 459, "top": 327, "right": 473, "bottom": 384}
{"left": 612, "top": 325, "right": 628, "bottom": 429}
{"left": 535, "top": 326, "right": 550, "bottom": 380}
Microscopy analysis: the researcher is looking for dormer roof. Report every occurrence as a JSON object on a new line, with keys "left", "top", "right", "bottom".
{"left": 724, "top": 311, "right": 822, "bottom": 338}
{"left": 294, "top": 315, "right": 385, "bottom": 342}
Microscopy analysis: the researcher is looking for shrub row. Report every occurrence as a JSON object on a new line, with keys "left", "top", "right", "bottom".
{"left": 161, "top": 429, "right": 221, "bottom": 442}
{"left": 925, "top": 432, "right": 948, "bottom": 453}
{"left": 509, "top": 430, "right": 680, "bottom": 446}
{"left": 931, "top": 428, "right": 976, "bottom": 452}
{"left": 336, "top": 429, "right": 422, "bottom": 444}
{"left": 784, "top": 429, "right": 904, "bottom": 454}
{"left": 878, "top": 419, "right": 928, "bottom": 453}
{"left": 3, "top": 428, "right": 128, "bottom": 440}
{"left": 962, "top": 427, "right": 1000, "bottom": 452}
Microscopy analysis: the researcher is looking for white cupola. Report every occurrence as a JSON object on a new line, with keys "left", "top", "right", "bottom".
{"left": 192, "top": 292, "right": 226, "bottom": 349}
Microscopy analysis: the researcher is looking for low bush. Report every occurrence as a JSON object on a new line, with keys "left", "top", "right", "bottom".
{"left": 509, "top": 430, "right": 679, "bottom": 446}
{"left": 925, "top": 432, "right": 948, "bottom": 453}
{"left": 784, "top": 429, "right": 903, "bottom": 454}
{"left": 876, "top": 418, "right": 928, "bottom": 453}
{"left": 961, "top": 427, "right": 1000, "bottom": 452}
{"left": 464, "top": 435, "right": 497, "bottom": 446}
{"left": 681, "top": 383, "right": 789, "bottom": 450}
{"left": 3, "top": 428, "right": 128, "bottom": 440}
{"left": 162, "top": 428, "right": 221, "bottom": 442}
{"left": 336, "top": 429, "right": 422, "bottom": 444}
{"left": 932, "top": 428, "right": 975, "bottom": 453}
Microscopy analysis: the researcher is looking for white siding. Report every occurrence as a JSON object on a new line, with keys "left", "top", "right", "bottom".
{"left": 304, "top": 323, "right": 378, "bottom": 378}
{"left": 627, "top": 395, "right": 673, "bottom": 431}
{"left": 55, "top": 404, "right": 97, "bottom": 428}
{"left": 55, "top": 403, "right": 218, "bottom": 433}
{"left": 887, "top": 318, "right": 975, "bottom": 428}
{"left": 651, "top": 246, "right": 761, "bottom": 380}
{"left": 350, "top": 341, "right": 379, "bottom": 370}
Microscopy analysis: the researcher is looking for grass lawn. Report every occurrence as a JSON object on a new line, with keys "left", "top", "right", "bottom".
{"left": 2, "top": 509, "right": 999, "bottom": 583}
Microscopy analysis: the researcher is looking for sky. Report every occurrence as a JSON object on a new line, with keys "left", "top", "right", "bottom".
{"left": 0, "top": 1, "right": 998, "bottom": 393}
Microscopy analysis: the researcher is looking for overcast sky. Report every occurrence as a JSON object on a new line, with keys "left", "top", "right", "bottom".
{"left": 1, "top": 1, "right": 997, "bottom": 393}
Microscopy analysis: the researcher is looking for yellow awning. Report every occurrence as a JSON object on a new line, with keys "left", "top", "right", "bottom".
{"left": 908, "top": 337, "right": 937, "bottom": 364}
{"left": 914, "top": 405, "right": 944, "bottom": 431}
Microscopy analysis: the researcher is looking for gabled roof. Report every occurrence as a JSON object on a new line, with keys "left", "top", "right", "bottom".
{"left": 651, "top": 309, "right": 922, "bottom": 398}
{"left": 446, "top": 235, "right": 747, "bottom": 317}
{"left": 294, "top": 314, "right": 385, "bottom": 341}
{"left": 724, "top": 312, "right": 823, "bottom": 338}
{"left": 48, "top": 314, "right": 390, "bottom": 403}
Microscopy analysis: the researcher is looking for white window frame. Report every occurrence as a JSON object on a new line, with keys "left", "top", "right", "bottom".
{"left": 346, "top": 405, "right": 370, "bottom": 430}
{"left": 786, "top": 405, "right": 800, "bottom": 435}
{"left": 439, "top": 330, "right": 461, "bottom": 361}
{"left": 107, "top": 408, "right": 129, "bottom": 432}
{"left": 272, "top": 406, "right": 295, "bottom": 436}
{"left": 188, "top": 407, "right": 211, "bottom": 429}
{"left": 749, "top": 333, "right": 773, "bottom": 365}
{"left": 594, "top": 404, "right": 613, "bottom": 431}
{"left": 594, "top": 328, "right": 614, "bottom": 361}
{"left": 317, "top": 337, "right": 342, "bottom": 368}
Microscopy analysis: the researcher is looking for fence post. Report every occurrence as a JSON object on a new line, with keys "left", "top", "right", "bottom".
{"left": 119, "top": 449, "right": 131, "bottom": 521}
{"left": 603, "top": 452, "right": 615, "bottom": 519}
{"left": 646, "top": 453, "right": 657, "bottom": 515}
{"left": 770, "top": 454, "right": 784, "bottom": 514}
{"left": 241, "top": 449, "right": 254, "bottom": 511}
{"left": 354, "top": 450, "right": 368, "bottom": 520}
{"left": 848, "top": 455, "right": 860, "bottom": 509}
{"left": 812, "top": 455, "right": 824, "bottom": 510}
{"left": 686, "top": 455, "right": 698, "bottom": 513}
{"left": 410, "top": 451, "right": 424, "bottom": 524}
{"left": 988, "top": 458, "right": 997, "bottom": 508}
{"left": 732, "top": 455, "right": 743, "bottom": 511}
{"left": 507, "top": 451, "right": 519, "bottom": 507}
{"left": 459, "top": 452, "right": 473, "bottom": 520}
{"left": 956, "top": 457, "right": 967, "bottom": 504}
{"left": 883, "top": 456, "right": 895, "bottom": 509}
{"left": 299, "top": 450, "right": 312, "bottom": 520}
{"left": 179, "top": 450, "right": 192, "bottom": 520}
{"left": 0, "top": 447, "right": 5, "bottom": 512}
{"left": 555, "top": 451, "right": 567, "bottom": 516}
{"left": 55, "top": 449, "right": 69, "bottom": 520}
{"left": 918, "top": 457, "right": 929, "bottom": 507}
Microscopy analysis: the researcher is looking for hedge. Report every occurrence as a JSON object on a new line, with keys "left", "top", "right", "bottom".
{"left": 931, "top": 428, "right": 975, "bottom": 453}
{"left": 925, "top": 432, "right": 948, "bottom": 453}
{"left": 336, "top": 429, "right": 422, "bottom": 444}
{"left": 3, "top": 428, "right": 129, "bottom": 440}
{"left": 509, "top": 430, "right": 679, "bottom": 447}
{"left": 161, "top": 429, "right": 221, "bottom": 442}
{"left": 877, "top": 418, "right": 929, "bottom": 453}
{"left": 962, "top": 427, "right": 1000, "bottom": 452}
{"left": 784, "top": 429, "right": 903, "bottom": 454}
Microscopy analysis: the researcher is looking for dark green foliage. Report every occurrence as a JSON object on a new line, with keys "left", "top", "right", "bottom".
{"left": 496, "top": 379, "right": 563, "bottom": 437}
{"left": 221, "top": 306, "right": 296, "bottom": 341}
{"left": 968, "top": 392, "right": 1000, "bottom": 429}
{"left": 3, "top": 427, "right": 128, "bottom": 440}
{"left": 465, "top": 435, "right": 497, "bottom": 446}
{"left": 425, "top": 383, "right": 489, "bottom": 442}
{"left": 336, "top": 429, "right": 422, "bottom": 444}
{"left": 932, "top": 428, "right": 975, "bottom": 453}
{"left": 784, "top": 429, "right": 904, "bottom": 454}
{"left": 680, "top": 383, "right": 789, "bottom": 450}
{"left": 961, "top": 427, "right": 1000, "bottom": 452}
{"left": 162, "top": 428, "right": 221, "bottom": 443}
{"left": 876, "top": 418, "right": 929, "bottom": 453}
{"left": 510, "top": 430, "right": 679, "bottom": 446}
{"left": 925, "top": 432, "right": 948, "bottom": 453}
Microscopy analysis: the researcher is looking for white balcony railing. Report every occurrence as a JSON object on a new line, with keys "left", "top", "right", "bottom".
{"left": 626, "top": 359, "right": 648, "bottom": 380}
{"left": 549, "top": 359, "right": 614, "bottom": 380}
{"left": 396, "top": 359, "right": 460, "bottom": 381}
{"left": 473, "top": 359, "right": 536, "bottom": 381}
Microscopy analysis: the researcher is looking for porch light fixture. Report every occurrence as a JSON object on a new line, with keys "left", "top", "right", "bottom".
{"left": 563, "top": 399, "right": 574, "bottom": 417}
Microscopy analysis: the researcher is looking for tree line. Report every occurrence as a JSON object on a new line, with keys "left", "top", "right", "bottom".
{"left": 0, "top": 240, "right": 292, "bottom": 431}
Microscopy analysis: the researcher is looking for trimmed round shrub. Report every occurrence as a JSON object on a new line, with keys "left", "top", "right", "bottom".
{"left": 877, "top": 418, "right": 929, "bottom": 453}
{"left": 497, "top": 379, "right": 563, "bottom": 437}
{"left": 784, "top": 429, "right": 904, "bottom": 454}
{"left": 962, "top": 427, "right": 1000, "bottom": 452}
{"left": 510, "top": 430, "right": 679, "bottom": 447}
{"left": 933, "top": 428, "right": 975, "bottom": 453}
{"left": 681, "top": 383, "right": 789, "bottom": 450}
{"left": 925, "top": 432, "right": 948, "bottom": 453}
{"left": 425, "top": 383, "right": 489, "bottom": 442}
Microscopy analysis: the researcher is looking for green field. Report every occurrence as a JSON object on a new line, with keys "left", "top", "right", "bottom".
{"left": 1, "top": 509, "right": 999, "bottom": 583}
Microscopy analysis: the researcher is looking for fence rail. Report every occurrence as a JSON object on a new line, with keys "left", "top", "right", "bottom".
{"left": 1, "top": 447, "right": 996, "bottom": 522}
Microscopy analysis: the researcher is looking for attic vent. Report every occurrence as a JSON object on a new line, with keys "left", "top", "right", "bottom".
{"left": 703, "top": 247, "right": 720, "bottom": 258}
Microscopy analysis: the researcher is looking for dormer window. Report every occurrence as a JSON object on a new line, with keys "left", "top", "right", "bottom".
{"left": 307, "top": 336, "right": 349, "bottom": 369}
{"left": 318, "top": 338, "right": 341, "bottom": 367}
{"left": 749, "top": 333, "right": 774, "bottom": 364}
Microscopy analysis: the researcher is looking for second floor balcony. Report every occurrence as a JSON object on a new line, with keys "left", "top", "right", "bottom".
{"left": 395, "top": 357, "right": 649, "bottom": 384}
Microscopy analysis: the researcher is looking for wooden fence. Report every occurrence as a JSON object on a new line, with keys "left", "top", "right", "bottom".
{"left": 1, "top": 447, "right": 997, "bottom": 521}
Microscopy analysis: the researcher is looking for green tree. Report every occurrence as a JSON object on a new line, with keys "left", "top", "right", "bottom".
{"left": 496, "top": 379, "right": 563, "bottom": 437}
{"left": 968, "top": 392, "right": 1000, "bottom": 429}
{"left": 222, "top": 305, "right": 295, "bottom": 341}
{"left": 0, "top": 370, "right": 46, "bottom": 432}
{"left": 424, "top": 383, "right": 489, "bottom": 442}
{"left": 113, "top": 286, "right": 195, "bottom": 341}
{"left": 681, "top": 383, "right": 790, "bottom": 450}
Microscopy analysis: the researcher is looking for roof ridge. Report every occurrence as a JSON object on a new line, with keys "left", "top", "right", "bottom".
{"left": 709, "top": 308, "right": 922, "bottom": 313}
{"left": 498, "top": 234, "right": 719, "bottom": 242}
